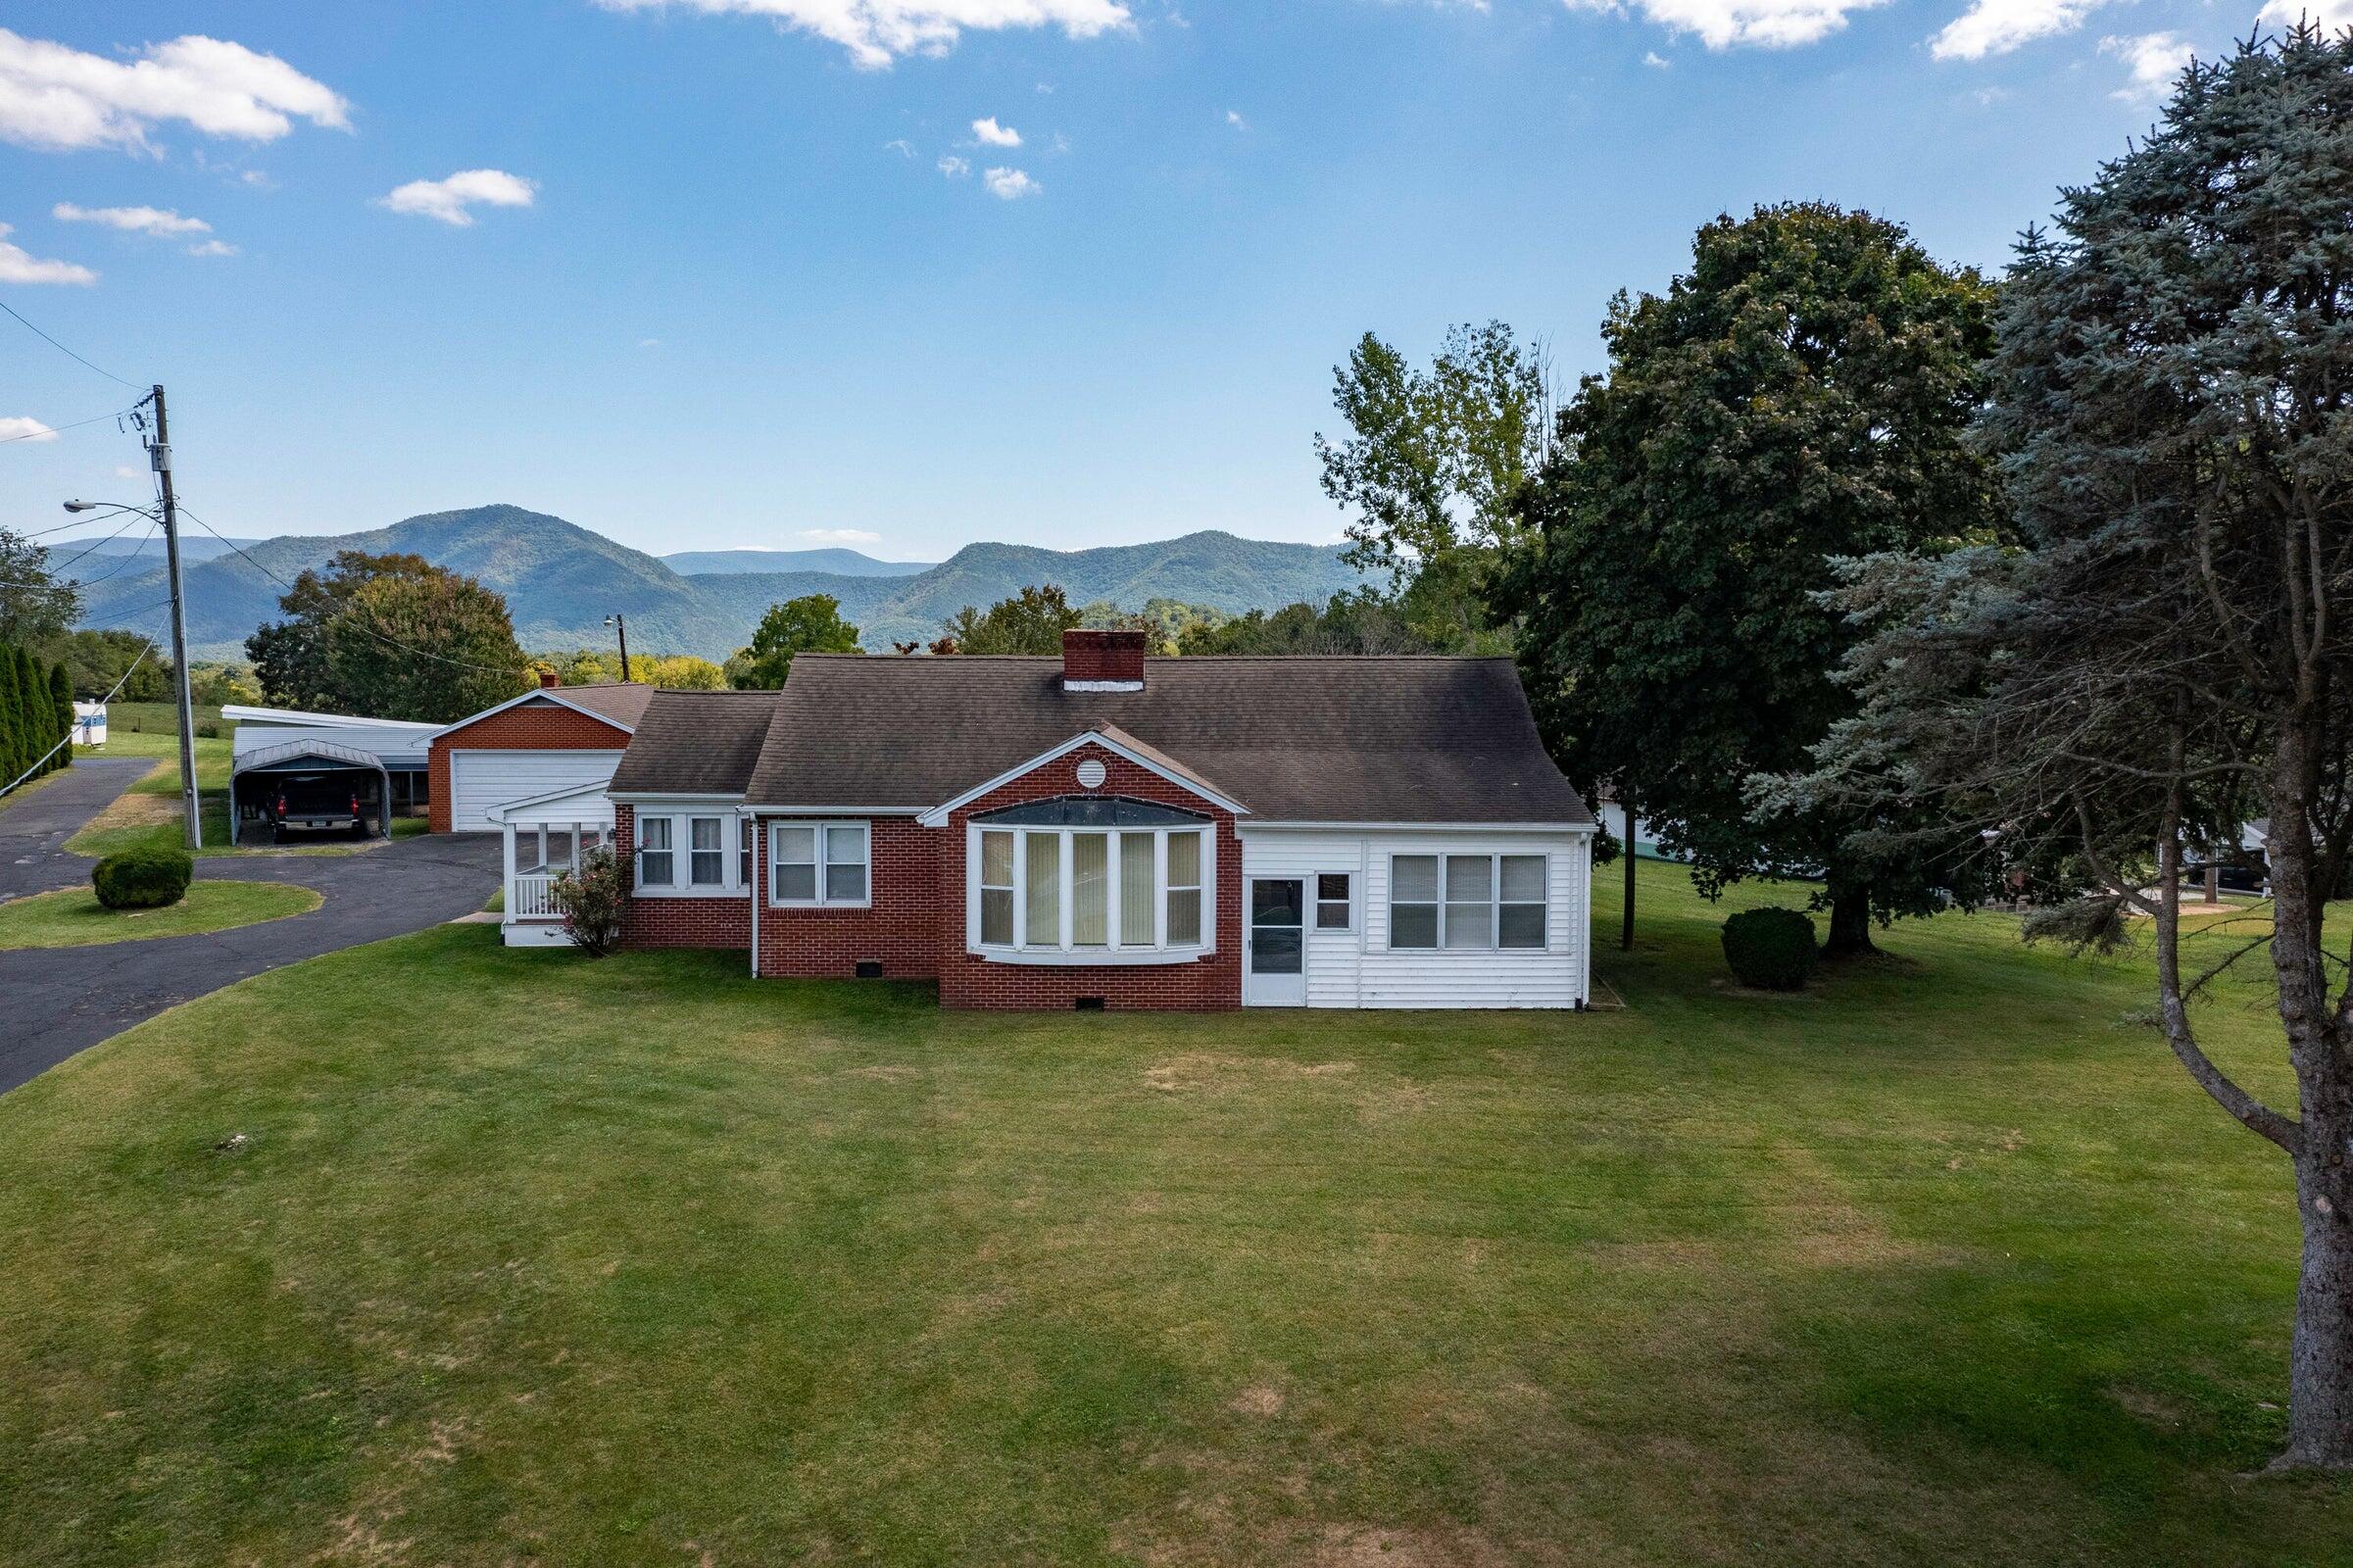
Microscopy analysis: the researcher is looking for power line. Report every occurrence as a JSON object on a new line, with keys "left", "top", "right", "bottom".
{"left": 175, "top": 503, "right": 532, "bottom": 677}
{"left": 0, "top": 298, "right": 145, "bottom": 391}
{"left": 0, "top": 405, "right": 136, "bottom": 444}
{"left": 0, "top": 612, "right": 171, "bottom": 800}
{"left": 45, "top": 512, "right": 156, "bottom": 579}
{"left": 11, "top": 511, "right": 152, "bottom": 543}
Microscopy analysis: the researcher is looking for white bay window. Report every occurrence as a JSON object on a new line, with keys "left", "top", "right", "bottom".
{"left": 968, "top": 798, "right": 1214, "bottom": 960}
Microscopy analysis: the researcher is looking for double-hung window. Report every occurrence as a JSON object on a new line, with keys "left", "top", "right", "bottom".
{"left": 1390, "top": 853, "right": 1547, "bottom": 951}
{"left": 768, "top": 820, "right": 870, "bottom": 907}
{"left": 1316, "top": 872, "right": 1352, "bottom": 931}
{"left": 970, "top": 798, "right": 1211, "bottom": 956}
{"left": 636, "top": 815, "right": 674, "bottom": 888}
{"left": 688, "top": 816, "right": 727, "bottom": 888}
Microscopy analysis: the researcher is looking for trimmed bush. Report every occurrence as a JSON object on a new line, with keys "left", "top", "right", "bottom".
{"left": 92, "top": 847, "right": 195, "bottom": 910}
{"left": 552, "top": 845, "right": 626, "bottom": 957}
{"left": 1721, "top": 906, "right": 1818, "bottom": 992}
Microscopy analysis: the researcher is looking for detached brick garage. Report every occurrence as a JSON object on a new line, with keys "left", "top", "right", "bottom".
{"left": 510, "top": 630, "right": 1601, "bottom": 1013}
{"left": 427, "top": 678, "right": 653, "bottom": 833}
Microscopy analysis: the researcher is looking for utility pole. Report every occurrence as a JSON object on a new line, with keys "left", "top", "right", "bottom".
{"left": 608, "top": 613, "right": 631, "bottom": 682}
{"left": 150, "top": 383, "right": 201, "bottom": 851}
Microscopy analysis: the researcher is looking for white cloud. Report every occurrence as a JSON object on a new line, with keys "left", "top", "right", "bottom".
{"left": 1565, "top": 0, "right": 1887, "bottom": 49}
{"left": 115, "top": 465, "right": 140, "bottom": 478}
{"left": 0, "top": 28, "right": 349, "bottom": 154}
{"left": 639, "top": 336, "right": 662, "bottom": 347}
{"left": 884, "top": 136, "right": 914, "bottom": 156}
{"left": 379, "top": 169, "right": 537, "bottom": 226}
{"left": 972, "top": 116, "right": 1021, "bottom": 146}
{"left": 939, "top": 154, "right": 970, "bottom": 176}
{"left": 0, "top": 416, "right": 60, "bottom": 443}
{"left": 983, "top": 166, "right": 1040, "bottom": 199}
{"left": 54, "top": 202, "right": 211, "bottom": 236}
{"left": 0, "top": 223, "right": 95, "bottom": 284}
{"left": 185, "top": 237, "right": 238, "bottom": 257}
{"left": 2102, "top": 30, "right": 2191, "bottom": 100}
{"left": 1930, "top": 0, "right": 2106, "bottom": 60}
{"left": 592, "top": 0, "right": 1132, "bottom": 70}
{"left": 1226, "top": 108, "right": 1248, "bottom": 127}
{"left": 1642, "top": 48, "right": 1672, "bottom": 64}
{"left": 2260, "top": 0, "right": 2353, "bottom": 27}
{"left": 800, "top": 527, "right": 882, "bottom": 543}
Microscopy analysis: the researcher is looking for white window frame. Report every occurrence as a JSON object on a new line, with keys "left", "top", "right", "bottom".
{"left": 1387, "top": 852, "right": 1549, "bottom": 952}
{"left": 965, "top": 820, "right": 1215, "bottom": 964}
{"left": 1315, "top": 871, "right": 1353, "bottom": 932}
{"left": 767, "top": 819, "right": 871, "bottom": 909}
{"left": 631, "top": 807, "right": 751, "bottom": 898}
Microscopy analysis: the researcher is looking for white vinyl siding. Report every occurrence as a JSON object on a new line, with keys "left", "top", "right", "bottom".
{"left": 1239, "top": 827, "right": 1591, "bottom": 1009}
{"left": 448, "top": 750, "right": 622, "bottom": 833}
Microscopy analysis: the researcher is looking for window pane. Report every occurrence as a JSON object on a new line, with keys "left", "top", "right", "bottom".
{"left": 774, "top": 862, "right": 815, "bottom": 902}
{"left": 1445, "top": 901, "right": 1494, "bottom": 949}
{"left": 641, "top": 816, "right": 671, "bottom": 851}
{"left": 1166, "top": 886, "right": 1201, "bottom": 946}
{"left": 1317, "top": 872, "right": 1350, "bottom": 903}
{"left": 1500, "top": 856, "right": 1545, "bottom": 903}
{"left": 740, "top": 820, "right": 753, "bottom": 886}
{"left": 981, "top": 829, "right": 1014, "bottom": 888}
{"left": 981, "top": 887, "right": 1014, "bottom": 946}
{"left": 1119, "top": 832, "right": 1154, "bottom": 945}
{"left": 1390, "top": 903, "right": 1438, "bottom": 948}
{"left": 1445, "top": 855, "right": 1492, "bottom": 902}
{"left": 826, "top": 823, "right": 867, "bottom": 867}
{"left": 1073, "top": 832, "right": 1108, "bottom": 946}
{"left": 1166, "top": 829, "right": 1201, "bottom": 889}
{"left": 1025, "top": 832, "right": 1061, "bottom": 944}
{"left": 1499, "top": 904, "right": 1546, "bottom": 949}
{"left": 825, "top": 859, "right": 867, "bottom": 902}
{"left": 691, "top": 817, "right": 723, "bottom": 852}
{"left": 1317, "top": 900, "right": 1350, "bottom": 931}
{"left": 1316, "top": 872, "right": 1350, "bottom": 931}
{"left": 774, "top": 826, "right": 814, "bottom": 865}
{"left": 640, "top": 852, "right": 673, "bottom": 887}
{"left": 1392, "top": 855, "right": 1437, "bottom": 901}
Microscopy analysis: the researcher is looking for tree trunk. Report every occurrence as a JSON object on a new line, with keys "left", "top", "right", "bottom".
{"left": 1621, "top": 819, "right": 1637, "bottom": 952}
{"left": 1819, "top": 883, "right": 1878, "bottom": 958}
{"left": 2269, "top": 718, "right": 2353, "bottom": 1469}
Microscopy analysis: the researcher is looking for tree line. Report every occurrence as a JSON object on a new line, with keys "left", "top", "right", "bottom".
{"left": 0, "top": 642, "right": 75, "bottom": 790}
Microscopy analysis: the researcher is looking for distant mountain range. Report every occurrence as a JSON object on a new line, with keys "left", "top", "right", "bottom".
{"left": 62, "top": 505, "right": 1365, "bottom": 662}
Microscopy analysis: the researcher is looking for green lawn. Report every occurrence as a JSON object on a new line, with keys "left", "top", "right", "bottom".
{"left": 68, "top": 730, "right": 426, "bottom": 859}
{"left": 0, "top": 863, "right": 2343, "bottom": 1566}
{"left": 0, "top": 880, "right": 320, "bottom": 950}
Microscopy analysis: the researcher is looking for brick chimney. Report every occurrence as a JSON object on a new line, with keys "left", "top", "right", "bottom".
{"left": 538, "top": 668, "right": 562, "bottom": 689}
{"left": 1062, "top": 629, "right": 1147, "bottom": 691}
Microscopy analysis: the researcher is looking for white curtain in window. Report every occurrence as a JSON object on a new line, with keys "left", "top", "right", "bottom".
{"left": 1119, "top": 832, "right": 1155, "bottom": 945}
{"left": 1072, "top": 832, "right": 1108, "bottom": 946}
{"left": 1025, "top": 831, "right": 1061, "bottom": 944}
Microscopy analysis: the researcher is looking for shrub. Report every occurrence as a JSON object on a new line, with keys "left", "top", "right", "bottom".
{"left": 1721, "top": 906, "right": 1817, "bottom": 991}
{"left": 551, "top": 845, "right": 626, "bottom": 957}
{"left": 92, "top": 846, "right": 194, "bottom": 910}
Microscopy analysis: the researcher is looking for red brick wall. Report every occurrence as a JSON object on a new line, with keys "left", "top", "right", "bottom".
{"left": 612, "top": 802, "right": 754, "bottom": 952}
{"left": 1061, "top": 628, "right": 1148, "bottom": 683}
{"left": 752, "top": 815, "right": 943, "bottom": 979}
{"left": 937, "top": 741, "right": 1241, "bottom": 1011}
{"left": 426, "top": 699, "right": 631, "bottom": 832}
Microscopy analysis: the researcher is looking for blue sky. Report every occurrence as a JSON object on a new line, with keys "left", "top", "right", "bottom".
{"left": 0, "top": 0, "right": 2290, "bottom": 563}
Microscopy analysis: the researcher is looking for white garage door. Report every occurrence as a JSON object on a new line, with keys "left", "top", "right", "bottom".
{"left": 448, "top": 750, "right": 622, "bottom": 833}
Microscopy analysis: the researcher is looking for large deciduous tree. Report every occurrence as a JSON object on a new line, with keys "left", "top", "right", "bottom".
{"left": 1494, "top": 202, "right": 2004, "bottom": 956}
{"left": 319, "top": 569, "right": 530, "bottom": 723}
{"left": 731, "top": 594, "right": 862, "bottom": 689}
{"left": 246, "top": 552, "right": 435, "bottom": 710}
{"left": 1315, "top": 321, "right": 1550, "bottom": 649}
{"left": 0, "top": 529, "right": 80, "bottom": 647}
{"left": 942, "top": 584, "right": 1082, "bottom": 656}
{"left": 1780, "top": 29, "right": 2353, "bottom": 1467}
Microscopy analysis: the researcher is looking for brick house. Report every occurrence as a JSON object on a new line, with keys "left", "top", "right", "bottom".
{"left": 498, "top": 631, "right": 1597, "bottom": 1011}
{"left": 426, "top": 677, "right": 654, "bottom": 833}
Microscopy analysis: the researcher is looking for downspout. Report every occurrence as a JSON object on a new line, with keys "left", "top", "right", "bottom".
{"left": 745, "top": 805, "right": 760, "bottom": 979}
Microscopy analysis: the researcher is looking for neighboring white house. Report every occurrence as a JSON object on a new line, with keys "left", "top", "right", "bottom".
{"left": 71, "top": 701, "right": 106, "bottom": 746}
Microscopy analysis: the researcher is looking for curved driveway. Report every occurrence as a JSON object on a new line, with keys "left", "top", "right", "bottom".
{"left": 0, "top": 762, "right": 500, "bottom": 1093}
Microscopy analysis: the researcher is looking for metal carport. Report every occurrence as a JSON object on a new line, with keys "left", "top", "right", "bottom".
{"left": 228, "top": 739, "right": 393, "bottom": 846}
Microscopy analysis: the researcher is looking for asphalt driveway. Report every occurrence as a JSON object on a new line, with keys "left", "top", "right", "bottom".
{"left": 0, "top": 762, "right": 501, "bottom": 1093}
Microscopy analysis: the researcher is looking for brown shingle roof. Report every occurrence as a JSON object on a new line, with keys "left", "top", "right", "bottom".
{"left": 553, "top": 683, "right": 658, "bottom": 729}
{"left": 609, "top": 690, "right": 777, "bottom": 796}
{"left": 741, "top": 656, "right": 1591, "bottom": 824}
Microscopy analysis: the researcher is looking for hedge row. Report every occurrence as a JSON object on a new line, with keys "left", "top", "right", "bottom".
{"left": 0, "top": 642, "right": 74, "bottom": 793}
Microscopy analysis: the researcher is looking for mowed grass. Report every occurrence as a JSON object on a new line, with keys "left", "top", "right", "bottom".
{"left": 0, "top": 880, "right": 319, "bottom": 950}
{"left": 68, "top": 729, "right": 424, "bottom": 858}
{"left": 0, "top": 863, "right": 2345, "bottom": 1566}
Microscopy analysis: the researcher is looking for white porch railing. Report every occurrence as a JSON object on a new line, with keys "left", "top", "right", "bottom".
{"left": 510, "top": 872, "right": 562, "bottom": 921}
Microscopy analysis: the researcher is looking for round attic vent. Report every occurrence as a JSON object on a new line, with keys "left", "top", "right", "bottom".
{"left": 1075, "top": 759, "right": 1107, "bottom": 790}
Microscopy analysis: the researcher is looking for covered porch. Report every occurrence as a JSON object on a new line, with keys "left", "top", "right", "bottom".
{"left": 489, "top": 782, "right": 615, "bottom": 948}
